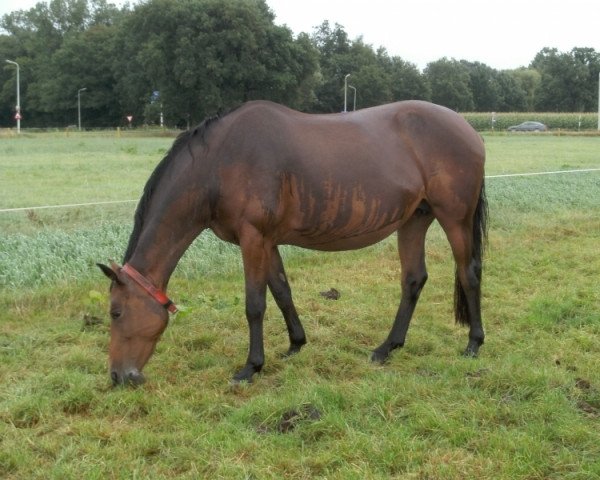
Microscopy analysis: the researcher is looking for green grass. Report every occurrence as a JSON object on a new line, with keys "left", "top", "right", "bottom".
{"left": 0, "top": 131, "right": 174, "bottom": 208}
{"left": 1, "top": 133, "right": 599, "bottom": 478}
{"left": 483, "top": 134, "right": 600, "bottom": 173}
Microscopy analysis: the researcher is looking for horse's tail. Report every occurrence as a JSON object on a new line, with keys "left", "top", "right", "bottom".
{"left": 454, "top": 181, "right": 488, "bottom": 326}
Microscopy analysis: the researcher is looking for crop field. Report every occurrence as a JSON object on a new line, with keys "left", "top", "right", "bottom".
{"left": 0, "top": 132, "right": 599, "bottom": 479}
{"left": 463, "top": 112, "right": 599, "bottom": 131}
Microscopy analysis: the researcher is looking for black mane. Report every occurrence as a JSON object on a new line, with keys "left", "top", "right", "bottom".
{"left": 122, "top": 113, "right": 226, "bottom": 262}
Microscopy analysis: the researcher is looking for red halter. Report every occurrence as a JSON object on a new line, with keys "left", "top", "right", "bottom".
{"left": 121, "top": 263, "right": 178, "bottom": 314}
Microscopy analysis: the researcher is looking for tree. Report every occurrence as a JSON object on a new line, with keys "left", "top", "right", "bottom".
{"left": 495, "top": 71, "right": 527, "bottom": 112}
{"left": 0, "top": 0, "right": 127, "bottom": 126}
{"left": 46, "top": 24, "right": 122, "bottom": 126}
{"left": 113, "top": 0, "right": 319, "bottom": 126}
{"left": 385, "top": 55, "right": 430, "bottom": 102}
{"left": 310, "top": 24, "right": 429, "bottom": 112}
{"left": 532, "top": 47, "right": 600, "bottom": 111}
{"left": 461, "top": 61, "right": 501, "bottom": 111}
{"left": 1, "top": 0, "right": 318, "bottom": 127}
{"left": 425, "top": 58, "right": 474, "bottom": 111}
{"left": 0, "top": 33, "right": 21, "bottom": 126}
{"left": 344, "top": 42, "right": 391, "bottom": 108}
{"left": 507, "top": 68, "right": 540, "bottom": 111}
{"left": 3, "top": 0, "right": 599, "bottom": 127}
{"left": 310, "top": 21, "right": 353, "bottom": 112}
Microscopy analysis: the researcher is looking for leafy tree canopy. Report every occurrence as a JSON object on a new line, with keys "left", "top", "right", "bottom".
{"left": 1, "top": 1, "right": 597, "bottom": 127}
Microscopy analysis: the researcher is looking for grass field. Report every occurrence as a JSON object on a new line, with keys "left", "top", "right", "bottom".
{"left": 1, "top": 132, "right": 599, "bottom": 478}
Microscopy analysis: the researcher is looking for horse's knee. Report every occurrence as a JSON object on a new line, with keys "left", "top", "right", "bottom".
{"left": 403, "top": 271, "right": 428, "bottom": 301}
{"left": 245, "top": 295, "right": 266, "bottom": 322}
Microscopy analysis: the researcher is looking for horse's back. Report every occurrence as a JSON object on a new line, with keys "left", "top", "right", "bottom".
{"left": 220, "top": 100, "right": 483, "bottom": 172}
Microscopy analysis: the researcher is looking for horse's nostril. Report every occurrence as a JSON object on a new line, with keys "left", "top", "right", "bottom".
{"left": 111, "top": 369, "right": 144, "bottom": 387}
{"left": 127, "top": 370, "right": 145, "bottom": 386}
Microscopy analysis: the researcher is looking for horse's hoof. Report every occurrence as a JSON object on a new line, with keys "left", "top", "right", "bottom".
{"left": 231, "top": 364, "right": 261, "bottom": 384}
{"left": 229, "top": 377, "right": 251, "bottom": 388}
{"left": 463, "top": 338, "right": 482, "bottom": 358}
{"left": 463, "top": 348, "right": 479, "bottom": 358}
{"left": 231, "top": 373, "right": 254, "bottom": 385}
{"left": 370, "top": 350, "right": 389, "bottom": 364}
{"left": 281, "top": 344, "right": 303, "bottom": 358}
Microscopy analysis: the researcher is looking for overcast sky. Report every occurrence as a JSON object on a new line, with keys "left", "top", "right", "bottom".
{"left": 2, "top": 0, "right": 599, "bottom": 71}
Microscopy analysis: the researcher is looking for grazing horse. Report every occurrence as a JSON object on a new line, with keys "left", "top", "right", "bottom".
{"left": 98, "top": 100, "right": 487, "bottom": 386}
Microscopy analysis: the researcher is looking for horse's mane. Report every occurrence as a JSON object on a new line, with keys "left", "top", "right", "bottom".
{"left": 122, "top": 112, "right": 229, "bottom": 262}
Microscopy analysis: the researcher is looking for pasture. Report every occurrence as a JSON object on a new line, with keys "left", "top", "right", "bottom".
{"left": 1, "top": 132, "right": 599, "bottom": 478}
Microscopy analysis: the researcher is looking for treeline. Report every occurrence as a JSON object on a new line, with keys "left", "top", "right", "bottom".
{"left": 1, "top": 0, "right": 599, "bottom": 128}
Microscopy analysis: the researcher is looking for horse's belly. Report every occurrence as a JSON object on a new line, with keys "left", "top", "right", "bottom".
{"left": 287, "top": 221, "right": 401, "bottom": 251}
{"left": 278, "top": 179, "right": 419, "bottom": 250}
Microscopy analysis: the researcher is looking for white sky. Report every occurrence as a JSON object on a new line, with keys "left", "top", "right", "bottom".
{"left": 2, "top": 0, "right": 599, "bottom": 71}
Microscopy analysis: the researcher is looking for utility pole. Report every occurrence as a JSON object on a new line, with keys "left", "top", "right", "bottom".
{"left": 348, "top": 85, "right": 357, "bottom": 111}
{"left": 5, "top": 59, "right": 20, "bottom": 133}
{"left": 344, "top": 74, "right": 351, "bottom": 112}
{"left": 78, "top": 87, "right": 87, "bottom": 131}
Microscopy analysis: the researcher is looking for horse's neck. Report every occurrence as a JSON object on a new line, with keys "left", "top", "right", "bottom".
{"left": 128, "top": 187, "right": 208, "bottom": 291}
{"left": 126, "top": 133, "right": 217, "bottom": 290}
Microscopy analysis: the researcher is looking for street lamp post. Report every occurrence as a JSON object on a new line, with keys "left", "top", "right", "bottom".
{"left": 78, "top": 87, "right": 87, "bottom": 131}
{"left": 348, "top": 85, "right": 357, "bottom": 111}
{"left": 5, "top": 59, "right": 20, "bottom": 133}
{"left": 344, "top": 74, "right": 351, "bottom": 112}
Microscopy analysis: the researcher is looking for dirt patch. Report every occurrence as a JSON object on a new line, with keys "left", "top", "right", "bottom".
{"left": 257, "top": 404, "right": 322, "bottom": 434}
{"left": 82, "top": 314, "right": 103, "bottom": 331}
{"left": 319, "top": 288, "right": 340, "bottom": 300}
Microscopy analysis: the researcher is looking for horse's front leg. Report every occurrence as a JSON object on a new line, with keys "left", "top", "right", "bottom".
{"left": 232, "top": 225, "right": 272, "bottom": 384}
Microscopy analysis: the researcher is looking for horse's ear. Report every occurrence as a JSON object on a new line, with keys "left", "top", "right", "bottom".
{"left": 97, "top": 262, "right": 123, "bottom": 285}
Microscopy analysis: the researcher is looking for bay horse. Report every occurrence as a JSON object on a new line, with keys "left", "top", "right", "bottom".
{"left": 98, "top": 100, "right": 487, "bottom": 386}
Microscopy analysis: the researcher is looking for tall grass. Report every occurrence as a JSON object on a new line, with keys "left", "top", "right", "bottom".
{"left": 0, "top": 224, "right": 244, "bottom": 289}
{"left": 1, "top": 172, "right": 598, "bottom": 290}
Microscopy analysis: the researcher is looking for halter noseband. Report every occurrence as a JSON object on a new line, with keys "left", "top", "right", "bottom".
{"left": 121, "top": 263, "right": 178, "bottom": 314}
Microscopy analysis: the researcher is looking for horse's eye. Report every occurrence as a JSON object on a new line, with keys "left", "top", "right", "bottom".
{"left": 110, "top": 310, "right": 122, "bottom": 321}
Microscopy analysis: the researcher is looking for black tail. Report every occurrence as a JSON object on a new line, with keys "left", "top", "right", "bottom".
{"left": 454, "top": 181, "right": 488, "bottom": 326}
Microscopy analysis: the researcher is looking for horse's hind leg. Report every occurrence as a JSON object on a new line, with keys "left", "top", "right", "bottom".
{"left": 372, "top": 209, "right": 434, "bottom": 363}
{"left": 438, "top": 219, "right": 485, "bottom": 357}
{"left": 267, "top": 246, "right": 307, "bottom": 356}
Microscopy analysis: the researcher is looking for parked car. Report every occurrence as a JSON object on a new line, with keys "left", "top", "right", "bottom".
{"left": 507, "top": 121, "right": 547, "bottom": 132}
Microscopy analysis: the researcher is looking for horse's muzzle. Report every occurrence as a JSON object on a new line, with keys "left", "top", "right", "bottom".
{"left": 111, "top": 368, "right": 145, "bottom": 387}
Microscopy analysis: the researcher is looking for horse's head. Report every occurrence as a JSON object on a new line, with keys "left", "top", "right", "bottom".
{"left": 97, "top": 262, "right": 171, "bottom": 386}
